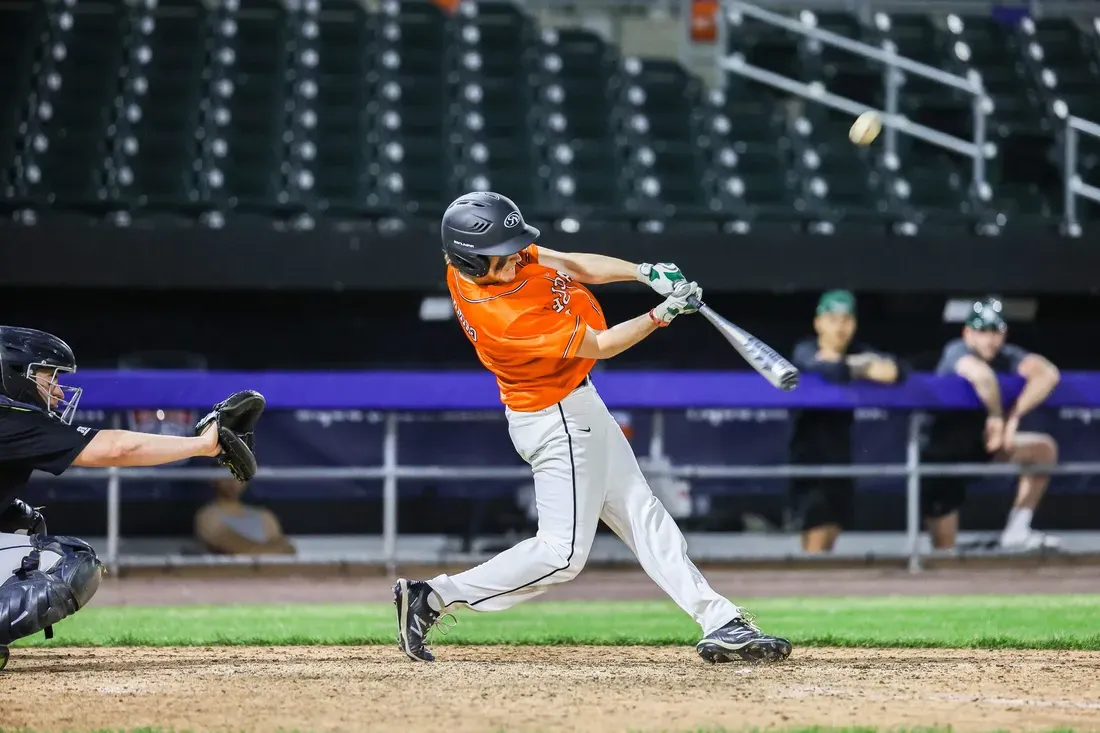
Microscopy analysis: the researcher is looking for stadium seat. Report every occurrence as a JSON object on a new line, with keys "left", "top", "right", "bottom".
{"left": 373, "top": 0, "right": 450, "bottom": 215}
{"left": 105, "top": 0, "right": 199, "bottom": 213}
{"left": 16, "top": 0, "right": 126, "bottom": 209}
{"left": 210, "top": 0, "right": 289, "bottom": 211}
{"left": 532, "top": 27, "right": 623, "bottom": 216}
{"left": 0, "top": 1, "right": 1096, "bottom": 233}
{"left": 451, "top": 2, "right": 541, "bottom": 209}
{"left": 815, "top": 11, "right": 887, "bottom": 109}
{"left": 1019, "top": 17, "right": 1100, "bottom": 221}
{"left": 876, "top": 13, "right": 997, "bottom": 226}
{"left": 0, "top": 0, "right": 49, "bottom": 204}
{"left": 313, "top": 0, "right": 379, "bottom": 216}
{"left": 614, "top": 57, "right": 714, "bottom": 222}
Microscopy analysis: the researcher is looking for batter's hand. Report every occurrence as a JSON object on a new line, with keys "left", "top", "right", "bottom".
{"left": 636, "top": 262, "right": 687, "bottom": 297}
{"left": 650, "top": 282, "right": 702, "bottom": 326}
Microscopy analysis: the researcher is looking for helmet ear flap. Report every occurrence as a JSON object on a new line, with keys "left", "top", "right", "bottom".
{"left": 449, "top": 251, "right": 491, "bottom": 278}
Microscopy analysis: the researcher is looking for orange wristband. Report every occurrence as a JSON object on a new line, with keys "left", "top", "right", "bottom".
{"left": 648, "top": 309, "right": 668, "bottom": 327}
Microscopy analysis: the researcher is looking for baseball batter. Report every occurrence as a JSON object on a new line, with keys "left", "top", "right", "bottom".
{"left": 394, "top": 192, "right": 792, "bottom": 664}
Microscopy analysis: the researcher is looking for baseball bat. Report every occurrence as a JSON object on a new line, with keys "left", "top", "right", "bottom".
{"left": 676, "top": 284, "right": 800, "bottom": 391}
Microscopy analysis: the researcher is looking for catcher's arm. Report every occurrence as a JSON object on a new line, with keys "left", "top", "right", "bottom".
{"left": 74, "top": 426, "right": 219, "bottom": 467}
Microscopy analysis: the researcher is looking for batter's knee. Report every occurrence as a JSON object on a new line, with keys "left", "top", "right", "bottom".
{"left": 541, "top": 537, "right": 590, "bottom": 584}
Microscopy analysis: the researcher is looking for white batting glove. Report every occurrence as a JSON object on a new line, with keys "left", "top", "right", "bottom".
{"left": 649, "top": 282, "right": 703, "bottom": 327}
{"left": 636, "top": 262, "right": 688, "bottom": 297}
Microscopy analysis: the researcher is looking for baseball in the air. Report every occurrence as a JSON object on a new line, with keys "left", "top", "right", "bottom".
{"left": 849, "top": 111, "right": 882, "bottom": 146}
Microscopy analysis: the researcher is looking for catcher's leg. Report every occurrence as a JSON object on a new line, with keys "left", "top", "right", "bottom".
{"left": 0, "top": 533, "right": 105, "bottom": 669}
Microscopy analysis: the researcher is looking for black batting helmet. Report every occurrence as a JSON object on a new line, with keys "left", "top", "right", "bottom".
{"left": 440, "top": 191, "right": 540, "bottom": 278}
{"left": 0, "top": 326, "right": 83, "bottom": 423}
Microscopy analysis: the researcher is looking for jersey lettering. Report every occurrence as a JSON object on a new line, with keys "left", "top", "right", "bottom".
{"left": 451, "top": 297, "right": 478, "bottom": 342}
{"left": 550, "top": 271, "right": 573, "bottom": 314}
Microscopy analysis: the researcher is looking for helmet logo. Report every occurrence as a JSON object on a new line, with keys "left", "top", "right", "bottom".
{"left": 453, "top": 240, "right": 475, "bottom": 248}
{"left": 503, "top": 212, "right": 522, "bottom": 228}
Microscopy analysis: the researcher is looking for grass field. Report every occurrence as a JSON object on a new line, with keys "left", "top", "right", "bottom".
{"left": 11, "top": 594, "right": 1100, "bottom": 650}
{"left": 4, "top": 595, "right": 1100, "bottom": 733}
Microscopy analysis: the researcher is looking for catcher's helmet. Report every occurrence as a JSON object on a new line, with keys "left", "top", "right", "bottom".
{"left": 0, "top": 326, "right": 83, "bottom": 424}
{"left": 440, "top": 191, "right": 540, "bottom": 278}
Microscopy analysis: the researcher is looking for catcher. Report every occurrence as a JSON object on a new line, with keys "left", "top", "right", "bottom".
{"left": 0, "top": 326, "right": 264, "bottom": 671}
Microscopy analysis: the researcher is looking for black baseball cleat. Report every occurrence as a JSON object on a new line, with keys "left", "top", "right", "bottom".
{"left": 696, "top": 616, "right": 792, "bottom": 664}
{"left": 394, "top": 578, "right": 455, "bottom": 662}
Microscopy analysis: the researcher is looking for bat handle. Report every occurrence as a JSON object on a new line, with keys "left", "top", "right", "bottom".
{"left": 672, "top": 280, "right": 705, "bottom": 309}
{"left": 687, "top": 294, "right": 705, "bottom": 310}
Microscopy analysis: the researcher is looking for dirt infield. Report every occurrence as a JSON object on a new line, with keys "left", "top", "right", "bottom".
{"left": 4, "top": 566, "right": 1098, "bottom": 732}
{"left": 3, "top": 645, "right": 1099, "bottom": 732}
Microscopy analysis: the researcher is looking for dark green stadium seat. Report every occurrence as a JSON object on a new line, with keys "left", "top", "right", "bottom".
{"left": 533, "top": 28, "right": 623, "bottom": 213}
{"left": 617, "top": 59, "right": 710, "bottom": 215}
{"left": 1024, "top": 18, "right": 1100, "bottom": 206}
{"left": 1030, "top": 18, "right": 1100, "bottom": 119}
{"left": 216, "top": 1, "right": 288, "bottom": 209}
{"left": 815, "top": 12, "right": 885, "bottom": 108}
{"left": 314, "top": 1, "right": 377, "bottom": 214}
{"left": 375, "top": 1, "right": 449, "bottom": 212}
{"left": 0, "top": 1, "right": 47, "bottom": 196}
{"left": 733, "top": 142, "right": 797, "bottom": 214}
{"left": 28, "top": 3, "right": 128, "bottom": 208}
{"left": 122, "top": 0, "right": 207, "bottom": 209}
{"left": 466, "top": 1, "right": 533, "bottom": 80}
{"left": 726, "top": 10, "right": 806, "bottom": 84}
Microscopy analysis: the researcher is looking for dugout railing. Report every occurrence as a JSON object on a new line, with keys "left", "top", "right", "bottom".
{"left": 36, "top": 369, "right": 1100, "bottom": 576}
{"left": 1062, "top": 114, "right": 1100, "bottom": 237}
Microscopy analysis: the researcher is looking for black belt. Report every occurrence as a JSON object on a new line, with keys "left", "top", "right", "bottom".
{"left": 573, "top": 374, "right": 592, "bottom": 392}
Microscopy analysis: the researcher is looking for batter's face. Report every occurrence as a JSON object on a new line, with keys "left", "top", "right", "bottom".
{"left": 964, "top": 326, "right": 1005, "bottom": 361}
{"left": 482, "top": 252, "right": 524, "bottom": 284}
{"left": 814, "top": 312, "right": 856, "bottom": 351}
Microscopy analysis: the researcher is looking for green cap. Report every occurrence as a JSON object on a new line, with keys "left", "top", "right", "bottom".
{"left": 965, "top": 297, "right": 1006, "bottom": 332}
{"left": 816, "top": 289, "right": 856, "bottom": 316}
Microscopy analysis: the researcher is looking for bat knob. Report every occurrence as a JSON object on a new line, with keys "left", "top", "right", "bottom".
{"left": 778, "top": 369, "right": 800, "bottom": 391}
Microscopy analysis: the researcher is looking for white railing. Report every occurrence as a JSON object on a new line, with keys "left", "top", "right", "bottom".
{"left": 1062, "top": 115, "right": 1100, "bottom": 237}
{"left": 717, "top": 0, "right": 994, "bottom": 192}
{"left": 40, "top": 411, "right": 1100, "bottom": 577}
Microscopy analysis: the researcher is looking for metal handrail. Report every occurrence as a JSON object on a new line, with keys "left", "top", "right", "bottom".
{"left": 1063, "top": 114, "right": 1100, "bottom": 236}
{"left": 718, "top": 0, "right": 993, "bottom": 193}
{"left": 45, "top": 460, "right": 1097, "bottom": 481}
{"left": 717, "top": 57, "right": 983, "bottom": 159}
{"left": 729, "top": 0, "right": 979, "bottom": 93}
{"left": 723, "top": 0, "right": 1091, "bottom": 18}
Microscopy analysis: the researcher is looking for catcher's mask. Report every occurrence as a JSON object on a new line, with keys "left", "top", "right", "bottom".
{"left": 0, "top": 326, "right": 83, "bottom": 424}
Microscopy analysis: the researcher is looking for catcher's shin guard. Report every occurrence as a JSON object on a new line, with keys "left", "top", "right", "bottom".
{"left": 0, "top": 535, "right": 105, "bottom": 648}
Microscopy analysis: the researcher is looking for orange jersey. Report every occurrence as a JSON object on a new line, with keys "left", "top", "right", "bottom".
{"left": 447, "top": 244, "right": 607, "bottom": 412}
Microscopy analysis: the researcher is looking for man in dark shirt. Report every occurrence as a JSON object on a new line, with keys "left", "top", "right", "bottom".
{"left": 0, "top": 326, "right": 258, "bottom": 670}
{"left": 788, "top": 290, "right": 905, "bottom": 553}
{"left": 921, "top": 298, "right": 1061, "bottom": 552}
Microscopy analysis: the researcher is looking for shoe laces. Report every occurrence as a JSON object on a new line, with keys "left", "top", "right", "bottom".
{"left": 736, "top": 610, "right": 762, "bottom": 633}
{"left": 424, "top": 587, "right": 459, "bottom": 644}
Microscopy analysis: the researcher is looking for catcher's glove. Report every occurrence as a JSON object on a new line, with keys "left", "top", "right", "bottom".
{"left": 195, "top": 390, "right": 266, "bottom": 482}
